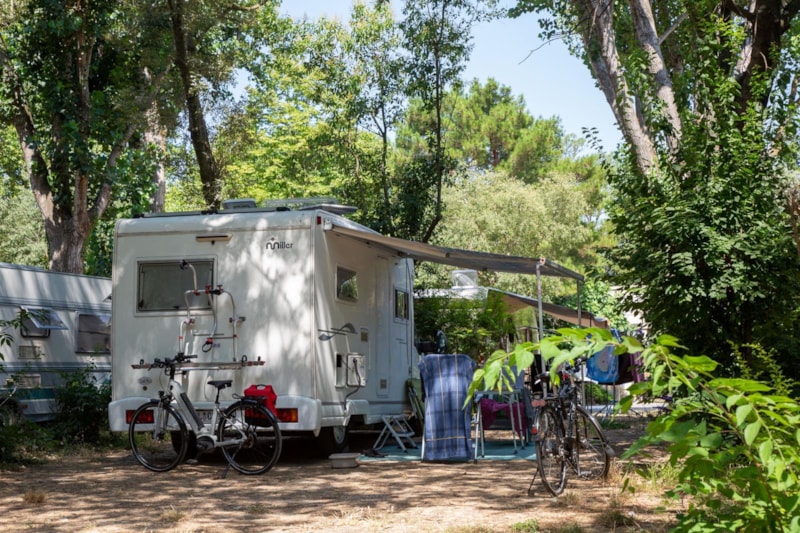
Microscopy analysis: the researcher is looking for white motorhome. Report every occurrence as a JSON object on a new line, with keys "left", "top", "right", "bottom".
{"left": 0, "top": 263, "right": 112, "bottom": 422}
{"left": 108, "top": 201, "right": 420, "bottom": 453}
{"left": 107, "top": 199, "right": 584, "bottom": 453}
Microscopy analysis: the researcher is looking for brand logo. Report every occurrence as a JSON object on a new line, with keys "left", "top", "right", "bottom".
{"left": 266, "top": 238, "right": 294, "bottom": 251}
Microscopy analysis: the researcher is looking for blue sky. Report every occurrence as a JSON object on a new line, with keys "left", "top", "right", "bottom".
{"left": 279, "top": 0, "right": 622, "bottom": 152}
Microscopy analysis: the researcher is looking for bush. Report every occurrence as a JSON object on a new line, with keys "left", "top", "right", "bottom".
{"left": 52, "top": 365, "right": 111, "bottom": 445}
{"left": 621, "top": 335, "right": 800, "bottom": 533}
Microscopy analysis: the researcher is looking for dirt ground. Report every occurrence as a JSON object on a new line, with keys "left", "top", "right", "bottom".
{"left": 0, "top": 418, "right": 679, "bottom": 533}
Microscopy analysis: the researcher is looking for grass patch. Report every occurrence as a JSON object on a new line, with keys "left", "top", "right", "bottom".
{"left": 509, "top": 519, "right": 540, "bottom": 532}
{"left": 22, "top": 490, "right": 46, "bottom": 505}
{"left": 159, "top": 506, "right": 185, "bottom": 524}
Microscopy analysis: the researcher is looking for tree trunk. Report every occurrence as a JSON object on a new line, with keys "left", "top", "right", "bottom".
{"left": 575, "top": 0, "right": 659, "bottom": 174}
{"left": 168, "top": 0, "right": 221, "bottom": 210}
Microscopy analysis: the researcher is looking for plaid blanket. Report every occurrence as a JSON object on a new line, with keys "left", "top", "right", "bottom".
{"left": 418, "top": 353, "right": 476, "bottom": 461}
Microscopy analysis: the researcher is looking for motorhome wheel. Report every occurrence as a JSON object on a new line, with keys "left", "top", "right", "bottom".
{"left": 315, "top": 425, "right": 349, "bottom": 456}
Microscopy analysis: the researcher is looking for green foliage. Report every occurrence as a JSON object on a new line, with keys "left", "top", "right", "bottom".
{"left": 52, "top": 366, "right": 112, "bottom": 445}
{"left": 0, "top": 190, "right": 47, "bottom": 268}
{"left": 0, "top": 416, "right": 54, "bottom": 465}
{"left": 620, "top": 337, "right": 800, "bottom": 533}
{"left": 415, "top": 290, "right": 515, "bottom": 359}
{"left": 465, "top": 342, "right": 535, "bottom": 407}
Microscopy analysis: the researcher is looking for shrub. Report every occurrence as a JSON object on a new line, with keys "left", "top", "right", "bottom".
{"left": 52, "top": 365, "right": 111, "bottom": 445}
{"left": 621, "top": 335, "right": 800, "bottom": 533}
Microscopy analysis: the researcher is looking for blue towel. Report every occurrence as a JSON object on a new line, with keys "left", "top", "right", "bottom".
{"left": 418, "top": 353, "right": 475, "bottom": 461}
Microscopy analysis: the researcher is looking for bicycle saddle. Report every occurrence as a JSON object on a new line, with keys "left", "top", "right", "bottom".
{"left": 208, "top": 379, "right": 232, "bottom": 390}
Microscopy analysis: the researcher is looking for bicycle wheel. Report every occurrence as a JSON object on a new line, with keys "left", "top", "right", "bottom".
{"left": 534, "top": 405, "right": 567, "bottom": 496}
{"left": 572, "top": 406, "right": 610, "bottom": 480}
{"left": 218, "top": 401, "right": 282, "bottom": 475}
{"left": 129, "top": 401, "right": 188, "bottom": 472}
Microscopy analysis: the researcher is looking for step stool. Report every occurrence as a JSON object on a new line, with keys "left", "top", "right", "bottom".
{"left": 373, "top": 414, "right": 417, "bottom": 451}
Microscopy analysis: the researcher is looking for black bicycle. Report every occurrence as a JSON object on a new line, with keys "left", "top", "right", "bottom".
{"left": 528, "top": 357, "right": 612, "bottom": 496}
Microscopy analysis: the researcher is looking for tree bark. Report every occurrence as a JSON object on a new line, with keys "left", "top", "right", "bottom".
{"left": 575, "top": 0, "right": 658, "bottom": 175}
{"left": 168, "top": 0, "right": 222, "bottom": 210}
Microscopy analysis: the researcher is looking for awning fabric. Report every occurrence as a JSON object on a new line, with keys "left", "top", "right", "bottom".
{"left": 488, "top": 289, "right": 605, "bottom": 327}
{"left": 328, "top": 224, "right": 583, "bottom": 281}
{"left": 420, "top": 286, "right": 603, "bottom": 328}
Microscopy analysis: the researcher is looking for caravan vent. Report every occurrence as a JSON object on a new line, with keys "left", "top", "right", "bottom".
{"left": 18, "top": 345, "right": 43, "bottom": 359}
{"left": 222, "top": 199, "right": 258, "bottom": 210}
{"left": 451, "top": 269, "right": 479, "bottom": 287}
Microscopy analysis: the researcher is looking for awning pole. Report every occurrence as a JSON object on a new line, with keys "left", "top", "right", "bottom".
{"left": 536, "top": 258, "right": 547, "bottom": 376}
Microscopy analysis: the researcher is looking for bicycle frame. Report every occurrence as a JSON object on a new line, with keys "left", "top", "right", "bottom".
{"left": 528, "top": 357, "right": 610, "bottom": 496}
{"left": 151, "top": 357, "right": 251, "bottom": 451}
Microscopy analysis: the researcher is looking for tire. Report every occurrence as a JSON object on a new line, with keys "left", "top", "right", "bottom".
{"left": 314, "top": 425, "right": 349, "bottom": 457}
{"left": 572, "top": 406, "right": 610, "bottom": 481}
{"left": 218, "top": 401, "right": 282, "bottom": 475}
{"left": 129, "top": 401, "right": 188, "bottom": 472}
{"left": 534, "top": 405, "right": 567, "bottom": 496}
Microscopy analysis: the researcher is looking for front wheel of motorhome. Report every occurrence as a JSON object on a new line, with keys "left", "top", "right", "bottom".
{"left": 218, "top": 401, "right": 282, "bottom": 475}
{"left": 129, "top": 401, "right": 188, "bottom": 472}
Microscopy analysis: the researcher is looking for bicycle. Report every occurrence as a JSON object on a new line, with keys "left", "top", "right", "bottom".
{"left": 128, "top": 353, "right": 282, "bottom": 475}
{"left": 528, "top": 357, "right": 612, "bottom": 496}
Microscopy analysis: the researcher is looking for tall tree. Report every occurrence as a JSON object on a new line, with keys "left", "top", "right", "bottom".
{"left": 0, "top": 0, "right": 171, "bottom": 273}
{"left": 398, "top": 0, "right": 488, "bottom": 242}
{"left": 510, "top": 1, "right": 800, "bottom": 369}
{"left": 165, "top": 0, "right": 277, "bottom": 209}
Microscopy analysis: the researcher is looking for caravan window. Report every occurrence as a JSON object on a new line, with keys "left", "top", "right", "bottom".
{"left": 20, "top": 307, "right": 68, "bottom": 338}
{"left": 395, "top": 289, "right": 409, "bottom": 320}
{"left": 137, "top": 260, "right": 214, "bottom": 312}
{"left": 336, "top": 267, "right": 359, "bottom": 302}
{"left": 76, "top": 313, "right": 111, "bottom": 354}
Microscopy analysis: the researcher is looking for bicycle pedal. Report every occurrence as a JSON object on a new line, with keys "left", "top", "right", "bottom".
{"left": 185, "top": 458, "right": 199, "bottom": 465}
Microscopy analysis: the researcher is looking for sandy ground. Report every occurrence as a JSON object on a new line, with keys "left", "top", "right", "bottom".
{"left": 0, "top": 421, "right": 678, "bottom": 532}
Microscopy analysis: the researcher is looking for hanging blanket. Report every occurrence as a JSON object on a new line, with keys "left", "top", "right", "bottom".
{"left": 418, "top": 353, "right": 476, "bottom": 461}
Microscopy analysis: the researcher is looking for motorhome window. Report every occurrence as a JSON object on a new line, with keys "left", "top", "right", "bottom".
{"left": 76, "top": 313, "right": 111, "bottom": 354}
{"left": 336, "top": 267, "right": 359, "bottom": 302}
{"left": 20, "top": 307, "right": 67, "bottom": 337}
{"left": 137, "top": 261, "right": 214, "bottom": 312}
{"left": 395, "top": 289, "right": 409, "bottom": 320}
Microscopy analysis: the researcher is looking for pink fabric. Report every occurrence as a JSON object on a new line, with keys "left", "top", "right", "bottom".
{"left": 479, "top": 397, "right": 526, "bottom": 436}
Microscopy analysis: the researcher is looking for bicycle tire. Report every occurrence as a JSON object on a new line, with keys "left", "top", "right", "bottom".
{"left": 572, "top": 406, "right": 610, "bottom": 481}
{"left": 218, "top": 401, "right": 282, "bottom": 475}
{"left": 129, "top": 401, "right": 188, "bottom": 472}
{"left": 534, "top": 404, "right": 567, "bottom": 496}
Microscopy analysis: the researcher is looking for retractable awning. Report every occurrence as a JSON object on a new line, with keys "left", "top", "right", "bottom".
{"left": 420, "top": 286, "right": 601, "bottom": 328}
{"left": 328, "top": 224, "right": 583, "bottom": 281}
{"left": 488, "top": 289, "right": 605, "bottom": 327}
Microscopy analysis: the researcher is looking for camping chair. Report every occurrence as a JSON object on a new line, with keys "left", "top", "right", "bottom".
{"left": 407, "top": 378, "right": 424, "bottom": 429}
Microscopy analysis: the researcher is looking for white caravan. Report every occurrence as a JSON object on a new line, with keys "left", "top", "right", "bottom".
{"left": 107, "top": 200, "right": 584, "bottom": 453}
{"left": 0, "top": 263, "right": 112, "bottom": 422}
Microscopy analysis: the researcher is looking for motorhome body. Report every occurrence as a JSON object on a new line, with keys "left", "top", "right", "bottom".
{"left": 107, "top": 205, "right": 417, "bottom": 452}
{"left": 0, "top": 263, "right": 112, "bottom": 422}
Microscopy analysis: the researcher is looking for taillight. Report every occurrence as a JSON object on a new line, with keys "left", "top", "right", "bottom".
{"left": 126, "top": 409, "right": 154, "bottom": 424}
{"left": 276, "top": 408, "right": 298, "bottom": 423}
